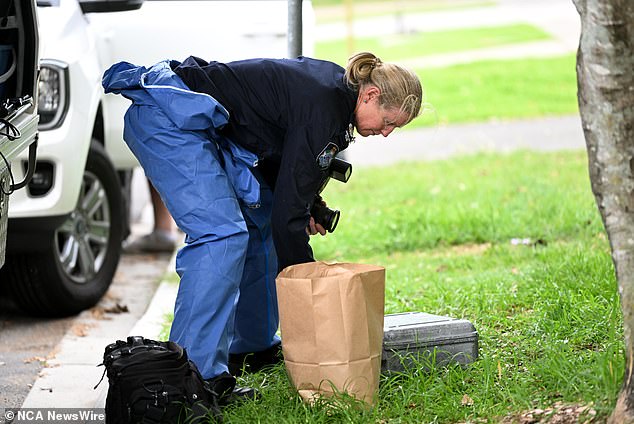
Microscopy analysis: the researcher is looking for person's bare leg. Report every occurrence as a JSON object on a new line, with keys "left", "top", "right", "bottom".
{"left": 150, "top": 181, "right": 176, "bottom": 234}
{"left": 124, "top": 180, "right": 178, "bottom": 253}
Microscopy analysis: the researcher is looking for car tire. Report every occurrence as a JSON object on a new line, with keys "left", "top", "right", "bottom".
{"left": 4, "top": 142, "right": 124, "bottom": 316}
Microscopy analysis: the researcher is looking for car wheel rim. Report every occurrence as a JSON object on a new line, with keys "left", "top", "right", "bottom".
{"left": 55, "top": 170, "right": 111, "bottom": 284}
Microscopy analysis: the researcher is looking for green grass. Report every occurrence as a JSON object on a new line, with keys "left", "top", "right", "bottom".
{"left": 316, "top": 24, "right": 552, "bottom": 67}
{"left": 309, "top": 150, "right": 619, "bottom": 422}
{"left": 313, "top": 0, "right": 496, "bottom": 23}
{"left": 312, "top": 150, "right": 597, "bottom": 259}
{"left": 411, "top": 55, "right": 579, "bottom": 127}
{"left": 164, "top": 150, "right": 622, "bottom": 422}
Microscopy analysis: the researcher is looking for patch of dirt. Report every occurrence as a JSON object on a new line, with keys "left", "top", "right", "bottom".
{"left": 501, "top": 402, "right": 597, "bottom": 424}
{"left": 450, "top": 243, "right": 492, "bottom": 256}
{"left": 430, "top": 242, "right": 492, "bottom": 258}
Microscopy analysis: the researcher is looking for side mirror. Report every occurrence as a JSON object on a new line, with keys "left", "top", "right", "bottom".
{"left": 78, "top": 0, "right": 144, "bottom": 13}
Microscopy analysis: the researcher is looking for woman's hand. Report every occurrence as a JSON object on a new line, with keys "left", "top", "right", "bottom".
{"left": 306, "top": 217, "right": 327, "bottom": 236}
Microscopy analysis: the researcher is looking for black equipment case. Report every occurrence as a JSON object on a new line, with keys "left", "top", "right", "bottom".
{"left": 381, "top": 312, "right": 479, "bottom": 373}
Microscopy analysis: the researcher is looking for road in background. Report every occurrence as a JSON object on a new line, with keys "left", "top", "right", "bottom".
{"left": 0, "top": 293, "right": 74, "bottom": 410}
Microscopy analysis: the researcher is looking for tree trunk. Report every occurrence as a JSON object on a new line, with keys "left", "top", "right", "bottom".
{"left": 573, "top": 0, "right": 634, "bottom": 422}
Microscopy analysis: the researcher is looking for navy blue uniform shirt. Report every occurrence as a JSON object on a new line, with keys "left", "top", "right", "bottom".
{"left": 172, "top": 56, "right": 358, "bottom": 271}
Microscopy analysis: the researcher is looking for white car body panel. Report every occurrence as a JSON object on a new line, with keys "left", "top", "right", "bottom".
{"left": 91, "top": 0, "right": 315, "bottom": 168}
{"left": 10, "top": 0, "right": 98, "bottom": 217}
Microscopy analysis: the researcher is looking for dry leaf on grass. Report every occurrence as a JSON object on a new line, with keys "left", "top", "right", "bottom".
{"left": 462, "top": 394, "right": 474, "bottom": 406}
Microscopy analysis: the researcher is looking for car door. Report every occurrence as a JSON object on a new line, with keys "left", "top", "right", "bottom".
{"left": 0, "top": 0, "right": 39, "bottom": 268}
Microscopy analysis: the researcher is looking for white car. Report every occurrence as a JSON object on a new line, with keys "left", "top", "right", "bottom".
{"left": 0, "top": 0, "right": 39, "bottom": 268}
{"left": 1, "top": 0, "right": 314, "bottom": 316}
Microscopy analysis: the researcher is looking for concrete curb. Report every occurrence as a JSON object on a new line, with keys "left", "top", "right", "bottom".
{"left": 127, "top": 276, "right": 178, "bottom": 342}
{"left": 20, "top": 253, "right": 178, "bottom": 409}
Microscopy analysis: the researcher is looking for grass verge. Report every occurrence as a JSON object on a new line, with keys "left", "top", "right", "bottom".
{"left": 316, "top": 24, "right": 552, "bottom": 67}
{"left": 313, "top": 0, "right": 496, "bottom": 24}
{"left": 164, "top": 150, "right": 622, "bottom": 422}
{"left": 412, "top": 54, "right": 579, "bottom": 127}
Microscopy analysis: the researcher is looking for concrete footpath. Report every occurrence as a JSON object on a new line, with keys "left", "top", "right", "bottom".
{"left": 347, "top": 115, "right": 585, "bottom": 167}
{"left": 17, "top": 0, "right": 587, "bottom": 413}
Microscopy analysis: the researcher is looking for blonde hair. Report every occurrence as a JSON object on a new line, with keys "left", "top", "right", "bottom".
{"left": 344, "top": 52, "right": 423, "bottom": 125}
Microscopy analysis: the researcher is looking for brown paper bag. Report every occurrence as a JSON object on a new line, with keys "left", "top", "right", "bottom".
{"left": 276, "top": 261, "right": 385, "bottom": 405}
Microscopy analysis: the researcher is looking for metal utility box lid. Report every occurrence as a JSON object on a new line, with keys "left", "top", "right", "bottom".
{"left": 382, "top": 312, "right": 479, "bottom": 373}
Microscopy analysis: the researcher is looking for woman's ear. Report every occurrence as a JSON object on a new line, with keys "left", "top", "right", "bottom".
{"left": 364, "top": 85, "right": 381, "bottom": 102}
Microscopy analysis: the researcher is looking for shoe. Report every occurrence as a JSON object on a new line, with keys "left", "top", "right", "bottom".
{"left": 123, "top": 230, "right": 177, "bottom": 254}
{"left": 206, "top": 372, "right": 257, "bottom": 406}
{"left": 228, "top": 342, "right": 283, "bottom": 376}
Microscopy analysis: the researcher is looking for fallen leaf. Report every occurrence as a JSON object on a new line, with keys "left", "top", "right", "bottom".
{"left": 71, "top": 323, "right": 91, "bottom": 337}
{"left": 461, "top": 394, "right": 474, "bottom": 406}
{"left": 24, "top": 356, "right": 46, "bottom": 364}
{"left": 91, "top": 307, "right": 106, "bottom": 320}
{"left": 105, "top": 303, "right": 129, "bottom": 314}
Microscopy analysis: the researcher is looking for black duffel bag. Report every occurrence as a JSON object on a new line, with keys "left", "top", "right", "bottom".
{"left": 97, "top": 336, "right": 221, "bottom": 423}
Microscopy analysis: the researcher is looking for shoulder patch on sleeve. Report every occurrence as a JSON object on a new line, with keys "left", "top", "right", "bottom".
{"left": 316, "top": 142, "right": 339, "bottom": 170}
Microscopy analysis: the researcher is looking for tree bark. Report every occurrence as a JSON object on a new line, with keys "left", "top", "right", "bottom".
{"left": 574, "top": 0, "right": 634, "bottom": 422}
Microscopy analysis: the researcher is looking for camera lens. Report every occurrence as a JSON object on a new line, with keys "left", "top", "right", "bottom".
{"left": 311, "top": 203, "right": 340, "bottom": 233}
{"left": 324, "top": 208, "right": 340, "bottom": 232}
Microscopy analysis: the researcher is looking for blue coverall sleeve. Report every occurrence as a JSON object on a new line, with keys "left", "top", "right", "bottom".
{"left": 271, "top": 125, "right": 328, "bottom": 272}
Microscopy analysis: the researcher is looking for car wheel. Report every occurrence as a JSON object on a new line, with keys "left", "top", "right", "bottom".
{"left": 4, "top": 142, "right": 124, "bottom": 316}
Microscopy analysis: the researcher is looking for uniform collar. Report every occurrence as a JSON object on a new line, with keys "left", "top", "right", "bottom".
{"left": 340, "top": 86, "right": 358, "bottom": 150}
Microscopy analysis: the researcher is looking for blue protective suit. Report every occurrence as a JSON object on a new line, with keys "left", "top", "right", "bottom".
{"left": 103, "top": 60, "right": 279, "bottom": 378}
{"left": 103, "top": 56, "right": 358, "bottom": 380}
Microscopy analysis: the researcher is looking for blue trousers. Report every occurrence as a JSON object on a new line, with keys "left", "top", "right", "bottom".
{"left": 123, "top": 103, "right": 280, "bottom": 380}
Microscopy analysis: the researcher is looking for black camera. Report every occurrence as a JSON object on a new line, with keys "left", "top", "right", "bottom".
{"left": 311, "top": 199, "right": 340, "bottom": 233}
{"left": 311, "top": 157, "right": 351, "bottom": 233}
